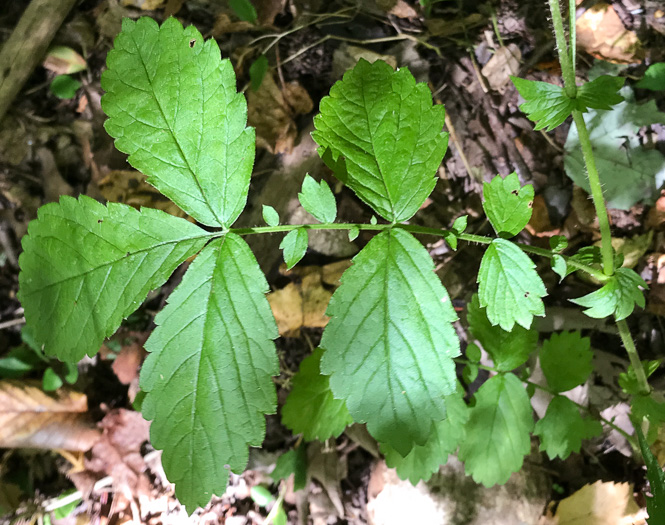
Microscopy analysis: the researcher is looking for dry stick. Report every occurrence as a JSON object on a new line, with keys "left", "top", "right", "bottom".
{"left": 0, "top": 0, "right": 78, "bottom": 122}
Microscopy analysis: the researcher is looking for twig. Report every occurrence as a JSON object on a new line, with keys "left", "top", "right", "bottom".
{"left": 0, "top": 317, "right": 25, "bottom": 330}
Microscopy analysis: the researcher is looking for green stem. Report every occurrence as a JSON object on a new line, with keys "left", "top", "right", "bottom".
{"left": 547, "top": 0, "right": 577, "bottom": 98}
{"left": 616, "top": 319, "right": 651, "bottom": 395}
{"left": 455, "top": 358, "right": 637, "bottom": 447}
{"left": 571, "top": 111, "right": 615, "bottom": 276}
{"left": 226, "top": 222, "right": 609, "bottom": 281}
{"left": 568, "top": 0, "right": 576, "bottom": 74}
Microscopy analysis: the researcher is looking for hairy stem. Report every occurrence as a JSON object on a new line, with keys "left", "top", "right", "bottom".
{"left": 549, "top": 0, "right": 650, "bottom": 403}
{"left": 226, "top": 222, "right": 609, "bottom": 281}
{"left": 616, "top": 319, "right": 651, "bottom": 395}
{"left": 571, "top": 110, "right": 615, "bottom": 276}
{"left": 547, "top": 0, "right": 576, "bottom": 98}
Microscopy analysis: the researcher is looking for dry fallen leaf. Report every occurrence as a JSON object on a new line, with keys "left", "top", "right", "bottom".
{"left": 120, "top": 0, "right": 165, "bottom": 9}
{"left": 481, "top": 44, "right": 522, "bottom": 92}
{"left": 540, "top": 481, "right": 646, "bottom": 525}
{"left": 0, "top": 380, "right": 100, "bottom": 451}
{"left": 308, "top": 441, "right": 346, "bottom": 519}
{"left": 111, "top": 342, "right": 146, "bottom": 385}
{"left": 268, "top": 261, "right": 350, "bottom": 336}
{"left": 526, "top": 194, "right": 560, "bottom": 237}
{"left": 82, "top": 409, "right": 152, "bottom": 502}
{"left": 98, "top": 170, "right": 188, "bottom": 218}
{"left": 576, "top": 3, "right": 643, "bottom": 63}
{"left": 247, "top": 73, "right": 313, "bottom": 153}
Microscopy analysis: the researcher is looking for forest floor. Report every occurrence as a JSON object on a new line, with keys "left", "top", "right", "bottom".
{"left": 1, "top": 0, "right": 665, "bottom": 523}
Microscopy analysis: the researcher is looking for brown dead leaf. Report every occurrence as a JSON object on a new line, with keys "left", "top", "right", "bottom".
{"left": 247, "top": 74, "right": 313, "bottom": 153}
{"left": 308, "top": 441, "right": 346, "bottom": 518}
{"left": 576, "top": 3, "right": 643, "bottom": 63}
{"left": 541, "top": 481, "right": 646, "bottom": 525}
{"left": 43, "top": 46, "right": 87, "bottom": 75}
{"left": 268, "top": 261, "right": 351, "bottom": 336}
{"left": 120, "top": 0, "right": 165, "bottom": 9}
{"left": 83, "top": 409, "right": 152, "bottom": 501}
{"left": 253, "top": 0, "right": 285, "bottom": 26}
{"left": 388, "top": 0, "right": 418, "bottom": 18}
{"left": 98, "top": 170, "right": 188, "bottom": 218}
{"left": 0, "top": 380, "right": 100, "bottom": 451}
{"left": 647, "top": 191, "right": 665, "bottom": 229}
{"left": 526, "top": 194, "right": 560, "bottom": 237}
{"left": 111, "top": 343, "right": 146, "bottom": 385}
{"left": 481, "top": 44, "right": 522, "bottom": 92}
{"left": 163, "top": 0, "right": 185, "bottom": 17}
{"left": 211, "top": 13, "right": 254, "bottom": 36}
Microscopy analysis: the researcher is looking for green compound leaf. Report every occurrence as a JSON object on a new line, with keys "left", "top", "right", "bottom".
{"left": 477, "top": 238, "right": 547, "bottom": 331}
{"left": 540, "top": 331, "right": 594, "bottom": 393}
{"left": 576, "top": 75, "right": 625, "bottom": 110}
{"left": 511, "top": 77, "right": 575, "bottom": 131}
{"left": 636, "top": 426, "right": 665, "bottom": 525}
{"left": 534, "top": 395, "right": 602, "bottom": 460}
{"left": 298, "top": 174, "right": 337, "bottom": 223}
{"left": 102, "top": 17, "right": 254, "bottom": 228}
{"left": 312, "top": 59, "right": 448, "bottom": 223}
{"left": 320, "top": 228, "right": 460, "bottom": 456}
{"left": 467, "top": 294, "right": 538, "bottom": 371}
{"left": 381, "top": 385, "right": 468, "bottom": 485}
{"left": 459, "top": 373, "right": 533, "bottom": 486}
{"left": 140, "top": 233, "right": 278, "bottom": 512}
{"left": 571, "top": 267, "right": 647, "bottom": 321}
{"left": 18, "top": 195, "right": 208, "bottom": 362}
{"left": 482, "top": 172, "right": 534, "bottom": 238}
{"left": 282, "top": 348, "right": 353, "bottom": 441}
{"left": 262, "top": 205, "right": 279, "bottom": 226}
{"left": 619, "top": 360, "right": 661, "bottom": 395}
{"left": 280, "top": 229, "right": 308, "bottom": 270}
{"left": 511, "top": 75, "right": 624, "bottom": 132}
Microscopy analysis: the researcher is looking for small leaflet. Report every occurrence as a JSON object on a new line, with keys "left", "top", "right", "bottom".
{"left": 511, "top": 77, "right": 575, "bottom": 131}
{"left": 280, "top": 229, "right": 308, "bottom": 269}
{"left": 348, "top": 226, "right": 359, "bottom": 242}
{"left": 571, "top": 268, "right": 647, "bottom": 320}
{"left": 511, "top": 75, "right": 624, "bottom": 132}
{"left": 262, "top": 205, "right": 279, "bottom": 226}
{"left": 482, "top": 173, "right": 534, "bottom": 238}
{"left": 477, "top": 238, "right": 547, "bottom": 331}
{"left": 298, "top": 174, "right": 337, "bottom": 223}
{"left": 452, "top": 215, "right": 468, "bottom": 233}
